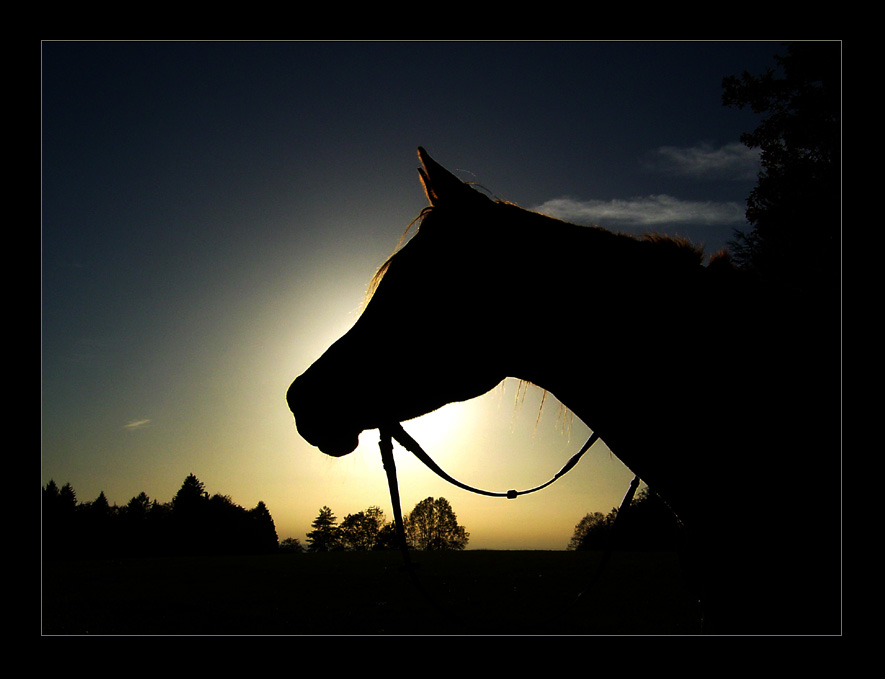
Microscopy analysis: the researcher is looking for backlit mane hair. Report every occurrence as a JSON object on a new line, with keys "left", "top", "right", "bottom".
{"left": 364, "top": 206, "right": 433, "bottom": 306}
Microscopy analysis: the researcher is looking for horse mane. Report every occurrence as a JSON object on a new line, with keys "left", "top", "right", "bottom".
{"left": 636, "top": 231, "right": 707, "bottom": 267}
{"left": 364, "top": 207, "right": 433, "bottom": 306}
{"left": 365, "top": 201, "right": 712, "bottom": 309}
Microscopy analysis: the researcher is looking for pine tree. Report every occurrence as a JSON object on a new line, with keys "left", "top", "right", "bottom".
{"left": 306, "top": 506, "right": 341, "bottom": 552}
{"left": 249, "top": 501, "right": 279, "bottom": 552}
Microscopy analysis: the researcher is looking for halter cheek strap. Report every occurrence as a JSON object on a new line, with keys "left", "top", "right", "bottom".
{"left": 378, "top": 427, "right": 414, "bottom": 568}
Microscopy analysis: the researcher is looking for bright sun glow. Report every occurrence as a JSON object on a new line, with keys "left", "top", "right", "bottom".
{"left": 400, "top": 400, "right": 476, "bottom": 452}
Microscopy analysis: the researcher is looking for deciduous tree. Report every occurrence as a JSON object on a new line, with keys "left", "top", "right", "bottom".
{"left": 722, "top": 41, "right": 840, "bottom": 296}
{"left": 405, "top": 497, "right": 469, "bottom": 551}
{"left": 339, "top": 506, "right": 387, "bottom": 551}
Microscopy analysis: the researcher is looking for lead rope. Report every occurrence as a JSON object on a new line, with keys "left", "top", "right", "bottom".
{"left": 378, "top": 422, "right": 641, "bottom": 631}
{"left": 386, "top": 421, "right": 599, "bottom": 498}
{"left": 379, "top": 425, "right": 463, "bottom": 626}
{"left": 378, "top": 426, "right": 413, "bottom": 570}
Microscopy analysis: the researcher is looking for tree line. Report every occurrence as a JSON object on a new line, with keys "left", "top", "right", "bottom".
{"left": 42, "top": 474, "right": 279, "bottom": 559}
{"left": 567, "top": 486, "right": 684, "bottom": 552}
{"left": 42, "top": 470, "right": 686, "bottom": 560}
{"left": 303, "top": 496, "right": 469, "bottom": 553}
{"left": 40, "top": 474, "right": 471, "bottom": 559}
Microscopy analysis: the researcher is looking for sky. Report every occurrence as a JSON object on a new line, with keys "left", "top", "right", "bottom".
{"left": 42, "top": 40, "right": 786, "bottom": 550}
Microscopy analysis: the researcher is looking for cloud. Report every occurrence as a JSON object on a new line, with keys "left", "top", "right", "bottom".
{"left": 534, "top": 194, "right": 746, "bottom": 228}
{"left": 531, "top": 142, "right": 755, "bottom": 230}
{"left": 647, "top": 142, "right": 761, "bottom": 181}
{"left": 123, "top": 419, "right": 152, "bottom": 431}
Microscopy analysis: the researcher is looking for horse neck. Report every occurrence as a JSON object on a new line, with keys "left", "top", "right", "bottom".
{"left": 505, "top": 227, "right": 700, "bottom": 393}
{"left": 499, "top": 226, "right": 711, "bottom": 520}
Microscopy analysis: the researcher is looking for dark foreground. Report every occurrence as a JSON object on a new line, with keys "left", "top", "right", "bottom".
{"left": 42, "top": 549, "right": 703, "bottom": 635}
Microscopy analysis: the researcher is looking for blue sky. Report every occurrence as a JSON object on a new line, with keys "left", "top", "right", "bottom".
{"left": 42, "top": 41, "right": 785, "bottom": 549}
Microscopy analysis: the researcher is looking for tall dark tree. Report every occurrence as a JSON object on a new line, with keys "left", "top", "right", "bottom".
{"left": 249, "top": 501, "right": 279, "bottom": 552}
{"left": 306, "top": 506, "right": 341, "bottom": 552}
{"left": 172, "top": 474, "right": 209, "bottom": 516}
{"left": 722, "top": 41, "right": 840, "bottom": 298}
{"left": 59, "top": 482, "right": 77, "bottom": 510}
{"left": 81, "top": 491, "right": 116, "bottom": 556}
{"left": 43, "top": 480, "right": 77, "bottom": 557}
{"left": 171, "top": 474, "right": 210, "bottom": 554}
{"left": 120, "top": 492, "right": 153, "bottom": 555}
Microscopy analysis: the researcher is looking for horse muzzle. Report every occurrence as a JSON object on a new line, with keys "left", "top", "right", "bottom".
{"left": 286, "top": 374, "right": 362, "bottom": 457}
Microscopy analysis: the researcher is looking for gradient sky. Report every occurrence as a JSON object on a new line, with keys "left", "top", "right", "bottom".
{"left": 42, "top": 40, "right": 785, "bottom": 550}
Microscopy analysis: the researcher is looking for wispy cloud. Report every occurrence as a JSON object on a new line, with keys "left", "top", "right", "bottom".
{"left": 532, "top": 142, "right": 755, "bottom": 229}
{"left": 123, "top": 419, "right": 152, "bottom": 431}
{"left": 646, "top": 142, "right": 760, "bottom": 181}
{"left": 534, "top": 195, "right": 746, "bottom": 228}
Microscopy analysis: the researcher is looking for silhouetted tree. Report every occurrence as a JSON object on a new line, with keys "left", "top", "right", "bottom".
{"left": 81, "top": 491, "right": 116, "bottom": 556}
{"left": 172, "top": 474, "right": 209, "bottom": 517}
{"left": 248, "top": 501, "right": 279, "bottom": 553}
{"left": 306, "top": 506, "right": 341, "bottom": 552}
{"left": 206, "top": 493, "right": 246, "bottom": 552}
{"left": 119, "top": 492, "right": 152, "bottom": 555}
{"left": 405, "top": 497, "right": 469, "bottom": 551}
{"left": 568, "top": 486, "right": 682, "bottom": 551}
{"left": 126, "top": 492, "right": 152, "bottom": 520}
{"left": 43, "top": 480, "right": 78, "bottom": 557}
{"left": 171, "top": 474, "right": 211, "bottom": 554}
{"left": 279, "top": 537, "right": 304, "bottom": 553}
{"left": 42, "top": 476, "right": 282, "bottom": 558}
{"left": 338, "top": 506, "right": 387, "bottom": 551}
{"left": 567, "top": 510, "right": 616, "bottom": 551}
{"left": 372, "top": 522, "right": 401, "bottom": 551}
{"left": 722, "top": 41, "right": 840, "bottom": 296}
{"left": 145, "top": 499, "right": 174, "bottom": 554}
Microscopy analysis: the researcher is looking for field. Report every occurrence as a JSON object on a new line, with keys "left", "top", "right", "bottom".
{"left": 42, "top": 549, "right": 703, "bottom": 635}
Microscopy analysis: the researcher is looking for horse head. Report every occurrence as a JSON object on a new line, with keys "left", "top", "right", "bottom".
{"left": 287, "top": 148, "right": 510, "bottom": 456}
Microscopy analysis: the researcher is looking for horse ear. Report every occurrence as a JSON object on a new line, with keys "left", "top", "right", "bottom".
{"left": 417, "top": 147, "right": 488, "bottom": 207}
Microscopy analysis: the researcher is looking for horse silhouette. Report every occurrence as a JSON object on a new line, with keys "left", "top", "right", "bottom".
{"left": 288, "top": 148, "right": 840, "bottom": 634}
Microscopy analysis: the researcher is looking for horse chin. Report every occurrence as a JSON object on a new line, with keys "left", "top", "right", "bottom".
{"left": 297, "top": 423, "right": 360, "bottom": 458}
{"left": 318, "top": 436, "right": 360, "bottom": 458}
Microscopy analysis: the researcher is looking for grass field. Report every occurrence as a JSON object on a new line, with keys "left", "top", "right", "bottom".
{"left": 42, "top": 549, "right": 703, "bottom": 635}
